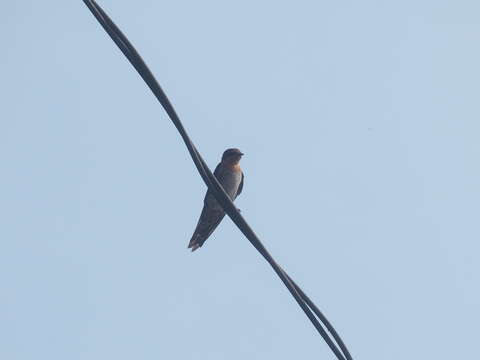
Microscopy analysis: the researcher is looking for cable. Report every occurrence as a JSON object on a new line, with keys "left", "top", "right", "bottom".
{"left": 81, "top": 1, "right": 354, "bottom": 359}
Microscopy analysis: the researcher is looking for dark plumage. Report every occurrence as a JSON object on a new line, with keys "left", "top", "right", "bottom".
{"left": 188, "top": 148, "right": 244, "bottom": 251}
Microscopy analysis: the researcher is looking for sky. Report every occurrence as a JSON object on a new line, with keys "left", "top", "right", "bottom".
{"left": 1, "top": 1, "right": 479, "bottom": 359}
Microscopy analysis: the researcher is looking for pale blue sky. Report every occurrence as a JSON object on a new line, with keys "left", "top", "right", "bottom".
{"left": 1, "top": 1, "right": 479, "bottom": 359}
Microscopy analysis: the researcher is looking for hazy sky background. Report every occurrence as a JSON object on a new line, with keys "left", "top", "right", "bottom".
{"left": 1, "top": 1, "right": 479, "bottom": 359}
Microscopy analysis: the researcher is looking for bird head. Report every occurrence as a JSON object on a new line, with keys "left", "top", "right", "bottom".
{"left": 222, "top": 148, "right": 244, "bottom": 164}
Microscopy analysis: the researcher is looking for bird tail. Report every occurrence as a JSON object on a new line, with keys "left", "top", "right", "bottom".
{"left": 187, "top": 208, "right": 226, "bottom": 252}
{"left": 188, "top": 235, "right": 203, "bottom": 252}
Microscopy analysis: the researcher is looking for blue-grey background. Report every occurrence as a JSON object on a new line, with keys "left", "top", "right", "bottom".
{"left": 1, "top": 1, "right": 478, "bottom": 359}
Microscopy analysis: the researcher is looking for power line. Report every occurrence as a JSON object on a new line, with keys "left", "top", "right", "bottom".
{"left": 81, "top": 1, "right": 354, "bottom": 359}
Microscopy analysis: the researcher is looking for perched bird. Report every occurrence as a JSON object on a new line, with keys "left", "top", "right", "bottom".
{"left": 188, "top": 148, "right": 244, "bottom": 251}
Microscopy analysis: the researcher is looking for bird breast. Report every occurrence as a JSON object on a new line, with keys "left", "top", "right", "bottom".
{"left": 221, "top": 168, "right": 242, "bottom": 200}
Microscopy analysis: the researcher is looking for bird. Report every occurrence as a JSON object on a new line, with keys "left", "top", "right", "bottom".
{"left": 188, "top": 148, "right": 244, "bottom": 252}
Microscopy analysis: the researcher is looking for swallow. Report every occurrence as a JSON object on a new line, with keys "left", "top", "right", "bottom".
{"left": 188, "top": 148, "right": 244, "bottom": 252}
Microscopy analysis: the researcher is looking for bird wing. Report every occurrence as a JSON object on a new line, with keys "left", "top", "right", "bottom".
{"left": 213, "top": 162, "right": 222, "bottom": 177}
{"left": 188, "top": 163, "right": 225, "bottom": 251}
{"left": 188, "top": 163, "right": 243, "bottom": 251}
{"left": 188, "top": 204, "right": 225, "bottom": 251}
{"left": 236, "top": 172, "right": 244, "bottom": 198}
